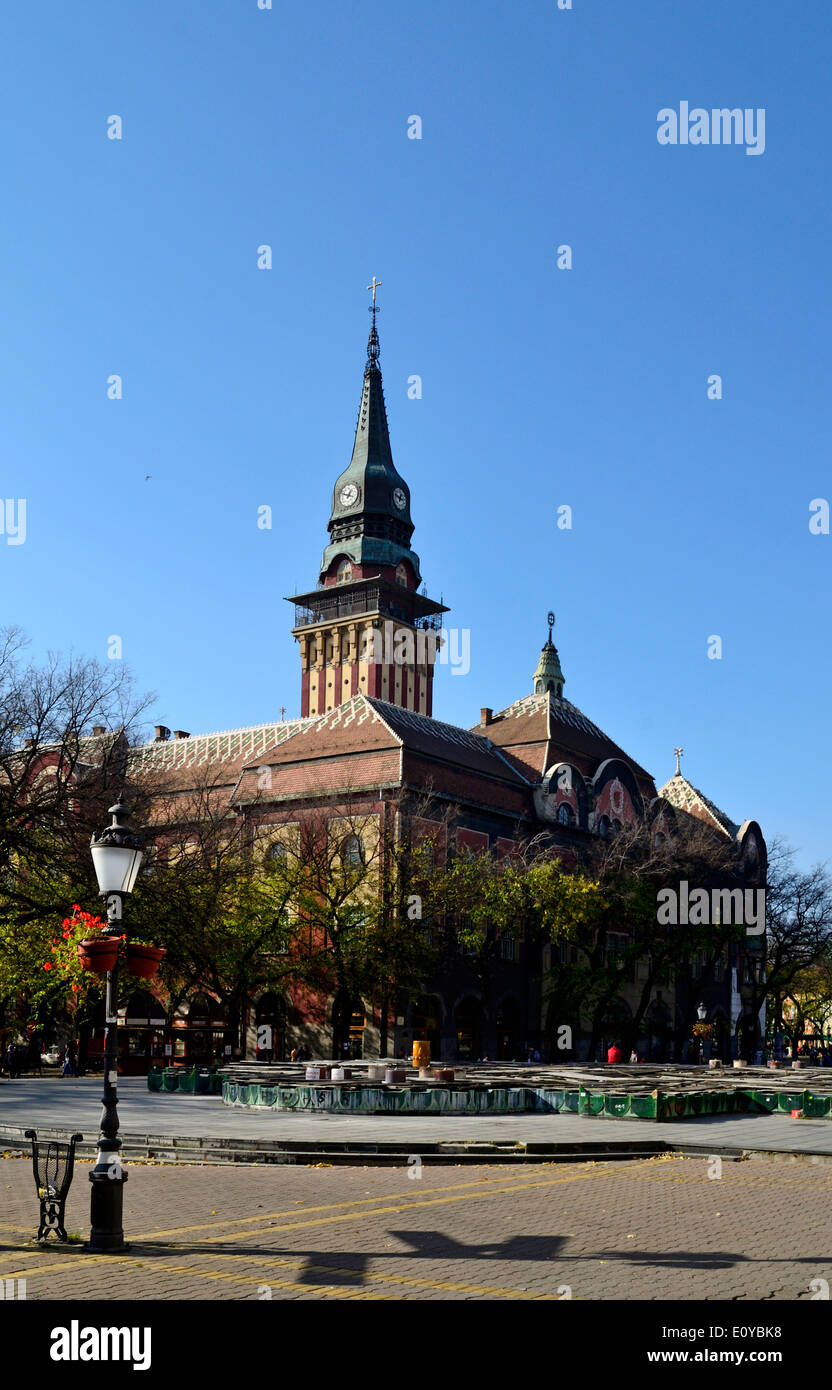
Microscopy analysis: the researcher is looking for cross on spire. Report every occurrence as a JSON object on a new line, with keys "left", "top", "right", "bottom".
{"left": 365, "top": 277, "right": 382, "bottom": 369}
{"left": 547, "top": 610, "right": 555, "bottom": 644}
{"left": 674, "top": 746, "right": 684, "bottom": 776}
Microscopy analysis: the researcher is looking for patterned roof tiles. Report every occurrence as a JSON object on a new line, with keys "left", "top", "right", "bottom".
{"left": 658, "top": 773, "right": 740, "bottom": 838}
{"left": 130, "top": 719, "right": 312, "bottom": 773}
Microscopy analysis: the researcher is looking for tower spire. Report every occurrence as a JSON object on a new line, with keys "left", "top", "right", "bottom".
{"left": 287, "top": 286, "right": 449, "bottom": 720}
{"left": 533, "top": 612, "right": 565, "bottom": 698}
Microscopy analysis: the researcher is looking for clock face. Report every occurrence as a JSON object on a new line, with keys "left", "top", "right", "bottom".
{"left": 392, "top": 487, "right": 407, "bottom": 510}
{"left": 339, "top": 483, "right": 359, "bottom": 508}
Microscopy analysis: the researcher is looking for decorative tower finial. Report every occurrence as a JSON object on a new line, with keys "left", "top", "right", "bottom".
{"left": 674, "top": 746, "right": 684, "bottom": 776}
{"left": 366, "top": 276, "right": 382, "bottom": 369}
{"left": 533, "top": 615, "right": 565, "bottom": 698}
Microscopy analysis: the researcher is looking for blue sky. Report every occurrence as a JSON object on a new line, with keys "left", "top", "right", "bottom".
{"left": 1, "top": 1, "right": 829, "bottom": 867}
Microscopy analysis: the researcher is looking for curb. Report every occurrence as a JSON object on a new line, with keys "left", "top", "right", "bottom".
{"left": 4, "top": 1123, "right": 831, "bottom": 1166}
{"left": 0, "top": 1124, "right": 669, "bottom": 1165}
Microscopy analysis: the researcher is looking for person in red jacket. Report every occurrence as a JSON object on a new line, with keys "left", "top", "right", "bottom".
{"left": 607, "top": 1042, "right": 625, "bottom": 1064}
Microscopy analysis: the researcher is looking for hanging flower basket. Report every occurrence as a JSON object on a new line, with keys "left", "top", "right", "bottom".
{"left": 77, "top": 936, "right": 122, "bottom": 974}
{"left": 125, "top": 943, "right": 165, "bottom": 979}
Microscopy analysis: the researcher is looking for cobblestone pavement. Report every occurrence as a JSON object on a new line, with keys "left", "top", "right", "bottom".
{"left": 1, "top": 1152, "right": 831, "bottom": 1300}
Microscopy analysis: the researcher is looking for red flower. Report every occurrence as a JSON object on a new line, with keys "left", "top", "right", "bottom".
{"left": 43, "top": 962, "right": 52, "bottom": 971}
{"left": 72, "top": 904, "right": 80, "bottom": 911}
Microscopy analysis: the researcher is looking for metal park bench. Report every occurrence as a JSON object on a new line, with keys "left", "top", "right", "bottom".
{"left": 24, "top": 1129, "right": 84, "bottom": 1243}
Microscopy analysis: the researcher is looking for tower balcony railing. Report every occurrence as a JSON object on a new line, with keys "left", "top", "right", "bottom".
{"left": 293, "top": 586, "right": 443, "bottom": 632}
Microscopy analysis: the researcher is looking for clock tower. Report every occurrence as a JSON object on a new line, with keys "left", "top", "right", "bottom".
{"left": 287, "top": 295, "right": 447, "bottom": 717}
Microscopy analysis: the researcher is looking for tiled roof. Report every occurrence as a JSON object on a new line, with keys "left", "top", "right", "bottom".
{"left": 244, "top": 695, "right": 529, "bottom": 790}
{"left": 129, "top": 720, "right": 313, "bottom": 796}
{"left": 369, "top": 699, "right": 529, "bottom": 785}
{"left": 477, "top": 692, "right": 654, "bottom": 784}
{"left": 658, "top": 774, "right": 740, "bottom": 838}
{"left": 130, "top": 720, "right": 311, "bottom": 774}
{"left": 498, "top": 692, "right": 611, "bottom": 741}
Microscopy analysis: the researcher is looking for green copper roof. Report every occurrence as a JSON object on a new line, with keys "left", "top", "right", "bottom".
{"left": 533, "top": 639, "right": 565, "bottom": 697}
{"left": 321, "top": 313, "right": 421, "bottom": 582}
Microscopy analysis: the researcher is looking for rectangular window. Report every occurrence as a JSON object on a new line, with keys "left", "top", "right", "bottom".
{"left": 606, "top": 933, "right": 628, "bottom": 967}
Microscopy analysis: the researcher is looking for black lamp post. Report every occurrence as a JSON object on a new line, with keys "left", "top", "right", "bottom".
{"left": 85, "top": 800, "right": 143, "bottom": 1254}
{"left": 695, "top": 1001, "right": 708, "bottom": 1065}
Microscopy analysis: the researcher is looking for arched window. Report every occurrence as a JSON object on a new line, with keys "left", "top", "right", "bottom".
{"left": 395, "top": 562, "right": 408, "bottom": 587}
{"left": 266, "top": 841, "right": 287, "bottom": 864}
{"left": 557, "top": 803, "right": 574, "bottom": 827}
{"left": 336, "top": 559, "right": 352, "bottom": 584}
{"left": 342, "top": 834, "right": 365, "bottom": 868}
{"left": 598, "top": 815, "right": 610, "bottom": 839}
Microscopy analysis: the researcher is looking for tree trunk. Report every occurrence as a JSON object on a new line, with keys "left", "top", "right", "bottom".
{"left": 379, "top": 980, "right": 389, "bottom": 1059}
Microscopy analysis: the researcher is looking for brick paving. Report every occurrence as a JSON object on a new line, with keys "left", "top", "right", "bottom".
{"left": 1, "top": 1152, "right": 831, "bottom": 1300}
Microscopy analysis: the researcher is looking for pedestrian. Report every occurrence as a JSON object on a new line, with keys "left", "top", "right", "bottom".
{"left": 629, "top": 1048, "right": 638, "bottom": 1064}
{"left": 607, "top": 1041, "right": 624, "bottom": 1065}
{"left": 4, "top": 1044, "right": 16, "bottom": 1079}
{"left": 61, "top": 1045, "right": 76, "bottom": 1078}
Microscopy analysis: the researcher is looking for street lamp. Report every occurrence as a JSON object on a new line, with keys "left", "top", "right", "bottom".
{"left": 86, "top": 800, "right": 143, "bottom": 1254}
{"left": 697, "top": 1002, "right": 708, "bottom": 1022}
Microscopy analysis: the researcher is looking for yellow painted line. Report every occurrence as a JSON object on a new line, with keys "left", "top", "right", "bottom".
{"left": 160, "top": 1169, "right": 613, "bottom": 1246}
{"left": 128, "top": 1167, "right": 552, "bottom": 1241}
{"left": 626, "top": 1169, "right": 832, "bottom": 1189}
{"left": 0, "top": 1244, "right": 566, "bottom": 1301}
{"left": 0, "top": 1254, "right": 118, "bottom": 1280}
{"left": 128, "top": 1261, "right": 392, "bottom": 1300}
{"left": 177, "top": 1249, "right": 565, "bottom": 1300}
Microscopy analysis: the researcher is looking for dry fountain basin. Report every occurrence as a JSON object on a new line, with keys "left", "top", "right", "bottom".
{"left": 214, "top": 1062, "right": 832, "bottom": 1121}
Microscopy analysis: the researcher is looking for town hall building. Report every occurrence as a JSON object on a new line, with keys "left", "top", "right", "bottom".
{"left": 116, "top": 299, "right": 766, "bottom": 1069}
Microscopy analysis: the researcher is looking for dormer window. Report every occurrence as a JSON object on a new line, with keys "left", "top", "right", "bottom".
{"left": 557, "top": 803, "right": 574, "bottom": 827}
{"left": 336, "top": 559, "right": 352, "bottom": 584}
{"left": 395, "top": 562, "right": 408, "bottom": 587}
